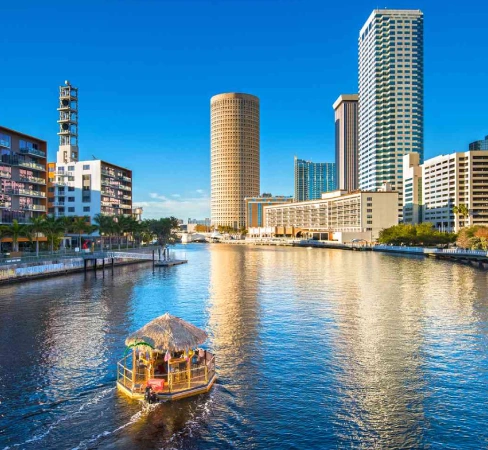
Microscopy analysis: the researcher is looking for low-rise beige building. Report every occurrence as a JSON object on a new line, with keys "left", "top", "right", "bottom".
{"left": 262, "top": 190, "right": 398, "bottom": 243}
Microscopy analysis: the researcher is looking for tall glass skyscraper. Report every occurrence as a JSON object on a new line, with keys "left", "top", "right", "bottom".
{"left": 294, "top": 157, "right": 336, "bottom": 201}
{"left": 358, "top": 9, "right": 423, "bottom": 218}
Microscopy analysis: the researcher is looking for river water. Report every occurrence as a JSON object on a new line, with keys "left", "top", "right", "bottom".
{"left": 1, "top": 244, "right": 488, "bottom": 449}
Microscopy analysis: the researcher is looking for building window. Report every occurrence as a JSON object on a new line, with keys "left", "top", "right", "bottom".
{"left": 82, "top": 196, "right": 91, "bottom": 203}
{"left": 48, "top": 187, "right": 55, "bottom": 193}
{"left": 68, "top": 197, "right": 75, "bottom": 202}
{"left": 83, "top": 206, "right": 90, "bottom": 212}
{"left": 0, "top": 132, "right": 11, "bottom": 148}
{"left": 68, "top": 166, "right": 75, "bottom": 171}
{"left": 83, "top": 164, "right": 90, "bottom": 170}
{"left": 68, "top": 186, "right": 75, "bottom": 192}
{"left": 68, "top": 207, "right": 75, "bottom": 213}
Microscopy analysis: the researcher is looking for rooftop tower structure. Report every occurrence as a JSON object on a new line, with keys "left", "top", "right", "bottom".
{"left": 57, "top": 80, "right": 79, "bottom": 164}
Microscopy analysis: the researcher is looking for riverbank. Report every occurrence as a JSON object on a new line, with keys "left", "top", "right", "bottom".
{"left": 215, "top": 238, "right": 488, "bottom": 269}
{"left": 0, "top": 257, "right": 154, "bottom": 285}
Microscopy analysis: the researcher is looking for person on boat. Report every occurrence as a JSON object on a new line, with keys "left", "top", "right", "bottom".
{"left": 144, "top": 385, "right": 152, "bottom": 403}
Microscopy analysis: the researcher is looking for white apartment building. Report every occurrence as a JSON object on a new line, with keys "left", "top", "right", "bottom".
{"left": 47, "top": 81, "right": 133, "bottom": 223}
{"left": 263, "top": 190, "right": 398, "bottom": 243}
{"left": 402, "top": 150, "right": 488, "bottom": 232}
{"left": 49, "top": 160, "right": 132, "bottom": 221}
{"left": 358, "top": 9, "right": 423, "bottom": 218}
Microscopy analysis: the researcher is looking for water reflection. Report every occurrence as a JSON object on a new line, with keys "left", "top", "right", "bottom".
{"left": 1, "top": 245, "right": 488, "bottom": 449}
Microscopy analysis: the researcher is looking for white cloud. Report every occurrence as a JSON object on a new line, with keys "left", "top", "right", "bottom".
{"left": 134, "top": 192, "right": 210, "bottom": 220}
{"left": 196, "top": 189, "right": 204, "bottom": 194}
{"left": 149, "top": 192, "right": 167, "bottom": 200}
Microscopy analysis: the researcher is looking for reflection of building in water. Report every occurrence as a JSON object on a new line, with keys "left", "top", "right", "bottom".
{"left": 330, "top": 253, "right": 486, "bottom": 446}
{"left": 207, "top": 245, "right": 261, "bottom": 380}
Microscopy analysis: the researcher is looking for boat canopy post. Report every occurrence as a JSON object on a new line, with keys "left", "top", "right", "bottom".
{"left": 132, "top": 348, "right": 136, "bottom": 388}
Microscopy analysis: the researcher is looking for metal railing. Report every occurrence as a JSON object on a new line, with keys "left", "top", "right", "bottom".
{"left": 19, "top": 147, "right": 46, "bottom": 158}
{"left": 117, "top": 354, "right": 215, "bottom": 394}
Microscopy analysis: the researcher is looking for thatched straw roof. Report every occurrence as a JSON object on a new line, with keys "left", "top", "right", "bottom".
{"left": 125, "top": 313, "right": 208, "bottom": 352}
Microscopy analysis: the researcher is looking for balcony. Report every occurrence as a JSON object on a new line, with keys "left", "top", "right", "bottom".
{"left": 121, "top": 204, "right": 132, "bottom": 209}
{"left": 0, "top": 202, "right": 12, "bottom": 209}
{"left": 20, "top": 204, "right": 46, "bottom": 212}
{"left": 19, "top": 176, "right": 46, "bottom": 185}
{"left": 20, "top": 147, "right": 46, "bottom": 158}
{"left": 54, "top": 201, "right": 65, "bottom": 206}
{"left": 18, "top": 161, "right": 46, "bottom": 172}
{"left": 0, "top": 170, "right": 11, "bottom": 179}
{"left": 101, "top": 170, "right": 116, "bottom": 178}
{"left": 119, "top": 185, "right": 131, "bottom": 192}
{"left": 7, "top": 188, "right": 46, "bottom": 198}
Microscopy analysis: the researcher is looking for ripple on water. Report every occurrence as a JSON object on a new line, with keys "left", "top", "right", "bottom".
{"left": 1, "top": 244, "right": 488, "bottom": 449}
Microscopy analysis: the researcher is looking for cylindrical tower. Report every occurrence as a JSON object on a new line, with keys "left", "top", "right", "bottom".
{"left": 211, "top": 93, "right": 260, "bottom": 229}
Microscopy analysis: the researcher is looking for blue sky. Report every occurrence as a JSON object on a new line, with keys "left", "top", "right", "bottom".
{"left": 1, "top": 0, "right": 488, "bottom": 220}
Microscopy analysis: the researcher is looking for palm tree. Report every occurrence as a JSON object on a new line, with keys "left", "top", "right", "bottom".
{"left": 71, "top": 216, "right": 91, "bottom": 250}
{"left": 42, "top": 215, "right": 64, "bottom": 253}
{"left": 59, "top": 216, "right": 73, "bottom": 250}
{"left": 453, "top": 204, "right": 470, "bottom": 229}
{"left": 93, "top": 213, "right": 113, "bottom": 250}
{"left": 118, "top": 215, "right": 138, "bottom": 249}
{"left": 30, "top": 215, "right": 46, "bottom": 257}
{"left": 4, "top": 219, "right": 27, "bottom": 252}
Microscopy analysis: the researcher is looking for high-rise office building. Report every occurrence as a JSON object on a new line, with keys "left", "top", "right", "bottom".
{"left": 333, "top": 94, "right": 358, "bottom": 192}
{"left": 294, "top": 157, "right": 336, "bottom": 201}
{"left": 469, "top": 135, "right": 488, "bottom": 151}
{"left": 210, "top": 93, "right": 260, "bottom": 229}
{"left": 358, "top": 9, "right": 424, "bottom": 218}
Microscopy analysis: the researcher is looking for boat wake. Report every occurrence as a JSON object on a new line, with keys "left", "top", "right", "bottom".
{"left": 71, "top": 402, "right": 160, "bottom": 450}
{"left": 165, "top": 393, "right": 215, "bottom": 449}
{"left": 3, "top": 386, "right": 115, "bottom": 450}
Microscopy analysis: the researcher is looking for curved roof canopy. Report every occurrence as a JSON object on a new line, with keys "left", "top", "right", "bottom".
{"left": 125, "top": 313, "right": 208, "bottom": 352}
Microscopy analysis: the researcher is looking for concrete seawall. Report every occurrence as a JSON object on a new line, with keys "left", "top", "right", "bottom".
{"left": 0, "top": 257, "right": 153, "bottom": 284}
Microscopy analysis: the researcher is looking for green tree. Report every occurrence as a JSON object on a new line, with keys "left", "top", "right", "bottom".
{"left": 143, "top": 217, "right": 180, "bottom": 246}
{"left": 4, "top": 219, "right": 28, "bottom": 252}
{"left": 29, "top": 215, "right": 46, "bottom": 257}
{"left": 93, "top": 214, "right": 112, "bottom": 250}
{"left": 379, "top": 223, "right": 456, "bottom": 246}
{"left": 453, "top": 204, "right": 470, "bottom": 228}
{"left": 42, "top": 216, "right": 64, "bottom": 253}
{"left": 71, "top": 216, "right": 91, "bottom": 250}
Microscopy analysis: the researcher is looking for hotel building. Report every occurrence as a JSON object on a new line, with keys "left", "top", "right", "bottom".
{"left": 245, "top": 194, "right": 294, "bottom": 228}
{"left": 0, "top": 126, "right": 47, "bottom": 224}
{"left": 48, "top": 81, "right": 132, "bottom": 221}
{"left": 404, "top": 150, "right": 488, "bottom": 232}
{"left": 334, "top": 94, "right": 358, "bottom": 192}
{"left": 294, "top": 157, "right": 336, "bottom": 201}
{"left": 262, "top": 189, "right": 398, "bottom": 243}
{"left": 358, "top": 9, "right": 424, "bottom": 217}
{"left": 210, "top": 93, "right": 260, "bottom": 229}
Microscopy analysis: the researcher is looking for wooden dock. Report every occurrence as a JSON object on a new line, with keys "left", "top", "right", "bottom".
{"left": 155, "top": 259, "right": 188, "bottom": 267}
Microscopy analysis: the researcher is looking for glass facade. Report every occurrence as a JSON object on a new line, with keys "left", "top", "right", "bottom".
{"left": 294, "top": 157, "right": 336, "bottom": 201}
{"left": 469, "top": 135, "right": 488, "bottom": 151}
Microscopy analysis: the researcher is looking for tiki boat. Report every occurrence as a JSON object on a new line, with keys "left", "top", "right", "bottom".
{"left": 117, "top": 313, "right": 216, "bottom": 401}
